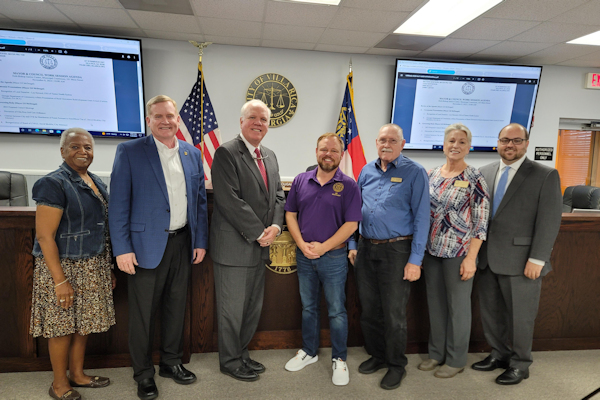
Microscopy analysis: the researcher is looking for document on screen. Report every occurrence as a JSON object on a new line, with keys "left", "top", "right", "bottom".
{"left": 410, "top": 79, "right": 516, "bottom": 147}
{"left": 0, "top": 52, "right": 118, "bottom": 132}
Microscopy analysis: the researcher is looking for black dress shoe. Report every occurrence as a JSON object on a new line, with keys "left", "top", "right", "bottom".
{"left": 158, "top": 364, "right": 197, "bottom": 385}
{"left": 380, "top": 369, "right": 405, "bottom": 390}
{"left": 137, "top": 378, "right": 158, "bottom": 400}
{"left": 495, "top": 367, "right": 529, "bottom": 385}
{"left": 471, "top": 355, "right": 509, "bottom": 371}
{"left": 244, "top": 359, "right": 266, "bottom": 374}
{"left": 358, "top": 357, "right": 387, "bottom": 374}
{"left": 220, "top": 365, "right": 259, "bottom": 382}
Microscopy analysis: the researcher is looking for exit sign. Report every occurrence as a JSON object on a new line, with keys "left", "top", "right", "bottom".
{"left": 585, "top": 73, "right": 600, "bottom": 89}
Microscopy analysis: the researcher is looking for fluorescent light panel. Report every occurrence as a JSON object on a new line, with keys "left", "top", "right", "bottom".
{"left": 394, "top": 0, "right": 503, "bottom": 37}
{"left": 279, "top": 0, "right": 341, "bottom": 5}
{"left": 568, "top": 30, "right": 600, "bottom": 46}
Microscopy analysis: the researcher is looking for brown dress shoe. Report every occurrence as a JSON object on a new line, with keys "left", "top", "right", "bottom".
{"left": 49, "top": 385, "right": 81, "bottom": 400}
{"left": 69, "top": 376, "right": 110, "bottom": 388}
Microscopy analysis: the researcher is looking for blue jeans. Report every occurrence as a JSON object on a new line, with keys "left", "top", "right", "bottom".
{"left": 296, "top": 247, "right": 348, "bottom": 360}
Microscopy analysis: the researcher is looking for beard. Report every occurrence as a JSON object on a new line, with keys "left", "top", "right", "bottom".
{"left": 318, "top": 158, "right": 340, "bottom": 172}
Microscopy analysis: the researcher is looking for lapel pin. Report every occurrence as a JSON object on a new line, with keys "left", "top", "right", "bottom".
{"left": 184, "top": 151, "right": 188, "bottom": 156}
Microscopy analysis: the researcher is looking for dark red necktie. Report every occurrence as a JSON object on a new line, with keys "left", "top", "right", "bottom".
{"left": 254, "top": 148, "right": 268, "bottom": 190}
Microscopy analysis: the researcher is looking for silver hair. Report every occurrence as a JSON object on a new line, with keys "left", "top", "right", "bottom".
{"left": 379, "top": 123, "right": 404, "bottom": 140}
{"left": 444, "top": 123, "right": 472, "bottom": 143}
{"left": 241, "top": 99, "right": 272, "bottom": 119}
{"left": 60, "top": 127, "right": 95, "bottom": 149}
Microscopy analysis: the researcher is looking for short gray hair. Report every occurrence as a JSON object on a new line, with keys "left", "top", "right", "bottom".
{"left": 60, "top": 127, "right": 95, "bottom": 149}
{"left": 444, "top": 123, "right": 472, "bottom": 143}
{"left": 379, "top": 123, "right": 404, "bottom": 140}
{"left": 241, "top": 99, "right": 271, "bottom": 119}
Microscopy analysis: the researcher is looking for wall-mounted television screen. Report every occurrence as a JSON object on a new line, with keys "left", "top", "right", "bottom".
{"left": 0, "top": 29, "right": 144, "bottom": 139}
{"left": 391, "top": 59, "right": 542, "bottom": 151}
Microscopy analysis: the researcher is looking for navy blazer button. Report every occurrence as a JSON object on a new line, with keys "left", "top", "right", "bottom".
{"left": 165, "top": 229, "right": 169, "bottom": 232}
{"left": 167, "top": 209, "right": 170, "bottom": 212}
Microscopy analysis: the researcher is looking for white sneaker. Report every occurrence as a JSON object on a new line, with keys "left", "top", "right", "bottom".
{"left": 285, "top": 349, "right": 318, "bottom": 371}
{"left": 332, "top": 358, "right": 349, "bottom": 386}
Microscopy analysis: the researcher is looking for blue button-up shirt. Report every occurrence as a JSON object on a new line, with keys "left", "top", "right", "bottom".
{"left": 350, "top": 154, "right": 430, "bottom": 266}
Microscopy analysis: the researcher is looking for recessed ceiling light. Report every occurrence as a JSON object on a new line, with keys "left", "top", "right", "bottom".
{"left": 394, "top": 0, "right": 503, "bottom": 37}
{"left": 568, "top": 30, "right": 600, "bottom": 46}
{"left": 276, "top": 0, "right": 341, "bottom": 5}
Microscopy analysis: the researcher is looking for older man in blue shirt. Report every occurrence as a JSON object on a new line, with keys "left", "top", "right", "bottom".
{"left": 349, "top": 123, "right": 429, "bottom": 390}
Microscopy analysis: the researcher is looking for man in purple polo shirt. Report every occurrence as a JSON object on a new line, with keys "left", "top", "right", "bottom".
{"left": 283, "top": 133, "right": 362, "bottom": 386}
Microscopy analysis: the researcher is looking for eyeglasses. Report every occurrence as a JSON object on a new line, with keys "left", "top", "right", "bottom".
{"left": 498, "top": 137, "right": 526, "bottom": 145}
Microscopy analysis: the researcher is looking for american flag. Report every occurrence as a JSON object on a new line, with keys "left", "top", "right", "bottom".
{"left": 176, "top": 61, "right": 221, "bottom": 188}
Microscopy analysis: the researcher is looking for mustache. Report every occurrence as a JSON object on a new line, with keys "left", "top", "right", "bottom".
{"left": 381, "top": 148, "right": 393, "bottom": 153}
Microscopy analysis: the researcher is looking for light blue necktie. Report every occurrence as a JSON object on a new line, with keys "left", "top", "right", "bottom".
{"left": 492, "top": 166, "right": 510, "bottom": 217}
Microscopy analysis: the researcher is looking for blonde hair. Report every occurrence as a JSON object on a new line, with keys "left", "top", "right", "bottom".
{"left": 146, "top": 95, "right": 177, "bottom": 116}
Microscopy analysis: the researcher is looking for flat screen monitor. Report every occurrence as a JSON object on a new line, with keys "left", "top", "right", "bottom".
{"left": 0, "top": 29, "right": 145, "bottom": 139}
{"left": 390, "top": 59, "right": 542, "bottom": 151}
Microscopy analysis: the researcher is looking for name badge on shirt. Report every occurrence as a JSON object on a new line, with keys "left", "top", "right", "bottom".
{"left": 454, "top": 180, "right": 469, "bottom": 188}
{"left": 391, "top": 177, "right": 403, "bottom": 183}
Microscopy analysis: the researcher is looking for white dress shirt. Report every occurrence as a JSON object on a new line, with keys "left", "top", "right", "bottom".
{"left": 494, "top": 155, "right": 544, "bottom": 267}
{"left": 155, "top": 138, "right": 187, "bottom": 230}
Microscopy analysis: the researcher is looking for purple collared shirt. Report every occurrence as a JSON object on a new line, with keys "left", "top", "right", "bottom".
{"left": 285, "top": 168, "right": 362, "bottom": 243}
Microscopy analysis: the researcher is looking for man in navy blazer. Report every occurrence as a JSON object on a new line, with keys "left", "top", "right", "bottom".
{"left": 109, "top": 95, "right": 208, "bottom": 400}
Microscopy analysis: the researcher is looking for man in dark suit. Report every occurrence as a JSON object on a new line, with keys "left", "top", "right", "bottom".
{"left": 472, "top": 123, "right": 562, "bottom": 385}
{"left": 210, "top": 99, "right": 285, "bottom": 381}
{"left": 109, "top": 95, "right": 208, "bottom": 400}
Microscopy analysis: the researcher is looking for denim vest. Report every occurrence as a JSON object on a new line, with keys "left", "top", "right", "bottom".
{"left": 32, "top": 162, "right": 109, "bottom": 259}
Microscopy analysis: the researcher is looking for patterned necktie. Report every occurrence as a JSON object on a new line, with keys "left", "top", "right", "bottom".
{"left": 254, "top": 148, "right": 268, "bottom": 190}
{"left": 492, "top": 166, "right": 510, "bottom": 217}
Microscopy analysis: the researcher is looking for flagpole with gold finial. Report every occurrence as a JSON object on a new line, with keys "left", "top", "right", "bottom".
{"left": 188, "top": 41, "right": 212, "bottom": 161}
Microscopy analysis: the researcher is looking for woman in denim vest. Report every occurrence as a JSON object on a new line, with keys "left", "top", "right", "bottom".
{"left": 30, "top": 128, "right": 116, "bottom": 400}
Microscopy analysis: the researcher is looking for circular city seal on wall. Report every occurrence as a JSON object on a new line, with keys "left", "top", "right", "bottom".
{"left": 246, "top": 73, "right": 298, "bottom": 128}
{"left": 462, "top": 82, "right": 475, "bottom": 95}
{"left": 40, "top": 55, "right": 58, "bottom": 70}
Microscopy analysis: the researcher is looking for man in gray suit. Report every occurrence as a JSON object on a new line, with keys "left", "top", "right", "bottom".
{"left": 210, "top": 99, "right": 285, "bottom": 381}
{"left": 472, "top": 123, "right": 562, "bottom": 385}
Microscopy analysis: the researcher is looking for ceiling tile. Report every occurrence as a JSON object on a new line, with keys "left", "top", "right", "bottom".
{"left": 510, "top": 22, "right": 600, "bottom": 43}
{"left": 79, "top": 25, "right": 145, "bottom": 38}
{"left": 572, "top": 50, "right": 600, "bottom": 62}
{"left": 203, "top": 35, "right": 260, "bottom": 47}
{"left": 416, "top": 51, "right": 474, "bottom": 61}
{"left": 551, "top": 0, "right": 600, "bottom": 26}
{"left": 314, "top": 43, "right": 369, "bottom": 54}
{"left": 190, "top": 0, "right": 266, "bottom": 22}
{"left": 365, "top": 48, "right": 421, "bottom": 56}
{"left": 265, "top": 1, "right": 338, "bottom": 28}
{"left": 556, "top": 59, "right": 600, "bottom": 67}
{"left": 47, "top": 0, "right": 123, "bottom": 7}
{"left": 0, "top": 0, "right": 73, "bottom": 23}
{"left": 319, "top": 29, "right": 386, "bottom": 47}
{"left": 261, "top": 40, "right": 315, "bottom": 50}
{"left": 466, "top": 54, "right": 521, "bottom": 63}
{"left": 0, "top": 18, "right": 23, "bottom": 29}
{"left": 328, "top": 7, "right": 409, "bottom": 33}
{"left": 476, "top": 41, "right": 553, "bottom": 57}
{"left": 342, "top": 0, "right": 423, "bottom": 12}
{"left": 13, "top": 20, "right": 82, "bottom": 33}
{"left": 482, "top": 0, "right": 589, "bottom": 22}
{"left": 263, "top": 23, "right": 324, "bottom": 43}
{"left": 450, "top": 18, "right": 539, "bottom": 41}
{"left": 514, "top": 43, "right": 600, "bottom": 64}
{"left": 144, "top": 30, "right": 203, "bottom": 42}
{"left": 54, "top": 4, "right": 138, "bottom": 28}
{"left": 129, "top": 10, "right": 201, "bottom": 33}
{"left": 426, "top": 38, "right": 501, "bottom": 54}
{"left": 198, "top": 17, "right": 262, "bottom": 38}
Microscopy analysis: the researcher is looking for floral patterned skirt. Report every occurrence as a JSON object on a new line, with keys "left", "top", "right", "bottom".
{"left": 30, "top": 249, "right": 116, "bottom": 338}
